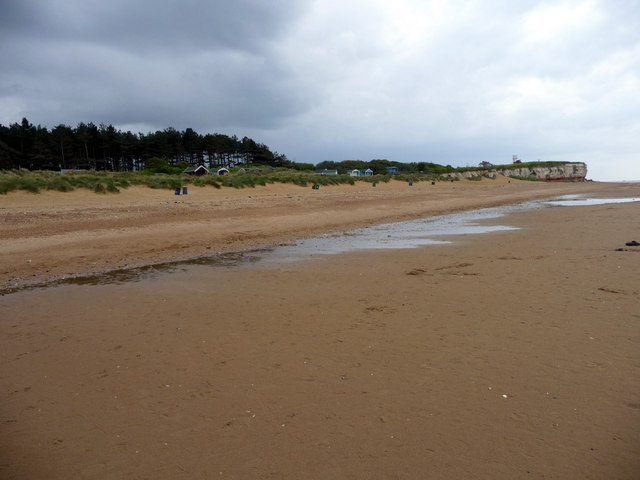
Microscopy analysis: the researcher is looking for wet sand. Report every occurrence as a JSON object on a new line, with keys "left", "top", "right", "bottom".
{"left": 1, "top": 178, "right": 639, "bottom": 479}
{"left": 0, "top": 176, "right": 624, "bottom": 291}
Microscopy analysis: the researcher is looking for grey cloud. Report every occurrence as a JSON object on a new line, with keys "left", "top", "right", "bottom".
{"left": 0, "top": 0, "right": 310, "bottom": 130}
{"left": 0, "top": 0, "right": 305, "bottom": 53}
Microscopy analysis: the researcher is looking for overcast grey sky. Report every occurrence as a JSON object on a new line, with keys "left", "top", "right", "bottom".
{"left": 1, "top": 0, "right": 638, "bottom": 180}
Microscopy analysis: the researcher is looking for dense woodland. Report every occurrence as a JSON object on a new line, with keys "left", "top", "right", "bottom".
{"left": 0, "top": 118, "right": 290, "bottom": 171}
{"left": 0, "top": 118, "right": 464, "bottom": 176}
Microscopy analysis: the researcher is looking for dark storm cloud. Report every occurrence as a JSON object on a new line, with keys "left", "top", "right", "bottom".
{"left": 0, "top": 0, "right": 302, "bottom": 52}
{"left": 0, "top": 0, "right": 309, "bottom": 130}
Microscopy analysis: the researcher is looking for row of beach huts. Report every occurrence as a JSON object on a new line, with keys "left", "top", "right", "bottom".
{"left": 184, "top": 166, "right": 401, "bottom": 177}
{"left": 316, "top": 167, "right": 400, "bottom": 175}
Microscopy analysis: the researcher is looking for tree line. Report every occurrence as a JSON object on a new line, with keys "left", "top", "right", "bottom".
{"left": 0, "top": 118, "right": 290, "bottom": 171}
{"left": 313, "top": 159, "right": 455, "bottom": 175}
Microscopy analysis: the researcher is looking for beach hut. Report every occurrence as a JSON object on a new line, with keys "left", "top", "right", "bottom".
{"left": 183, "top": 165, "right": 209, "bottom": 176}
{"left": 350, "top": 169, "right": 373, "bottom": 176}
{"left": 386, "top": 166, "right": 398, "bottom": 174}
{"left": 216, "top": 167, "right": 230, "bottom": 176}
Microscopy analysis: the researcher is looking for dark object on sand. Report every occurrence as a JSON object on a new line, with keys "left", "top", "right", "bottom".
{"left": 625, "top": 240, "right": 640, "bottom": 246}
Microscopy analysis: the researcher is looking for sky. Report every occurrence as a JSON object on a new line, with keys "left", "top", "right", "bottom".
{"left": 1, "top": 0, "right": 639, "bottom": 181}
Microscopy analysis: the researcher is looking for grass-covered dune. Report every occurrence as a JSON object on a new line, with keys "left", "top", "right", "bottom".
{"left": 0, "top": 169, "right": 457, "bottom": 195}
{"left": 0, "top": 161, "right": 578, "bottom": 195}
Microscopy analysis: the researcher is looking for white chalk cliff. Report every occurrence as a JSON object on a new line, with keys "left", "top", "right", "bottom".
{"left": 445, "top": 162, "right": 588, "bottom": 181}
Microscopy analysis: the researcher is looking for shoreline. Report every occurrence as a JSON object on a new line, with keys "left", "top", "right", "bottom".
{"left": 1, "top": 178, "right": 636, "bottom": 291}
{"left": 0, "top": 200, "right": 527, "bottom": 295}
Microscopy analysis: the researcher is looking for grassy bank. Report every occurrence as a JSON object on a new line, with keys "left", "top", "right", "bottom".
{"left": 0, "top": 169, "right": 450, "bottom": 195}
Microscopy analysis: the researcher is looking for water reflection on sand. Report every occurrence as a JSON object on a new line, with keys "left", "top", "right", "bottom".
{"left": 544, "top": 196, "right": 640, "bottom": 207}
{"left": 4, "top": 195, "right": 637, "bottom": 293}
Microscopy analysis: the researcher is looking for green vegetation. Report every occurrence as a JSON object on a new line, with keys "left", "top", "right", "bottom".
{"left": 0, "top": 168, "right": 432, "bottom": 195}
{"left": 0, "top": 159, "right": 568, "bottom": 195}
{"left": 0, "top": 169, "right": 181, "bottom": 194}
{"left": 0, "top": 118, "right": 289, "bottom": 171}
{"left": 0, "top": 134, "right": 579, "bottom": 197}
{"left": 455, "top": 161, "right": 566, "bottom": 173}
{"left": 0, "top": 166, "right": 456, "bottom": 195}
{"left": 314, "top": 159, "right": 455, "bottom": 175}
{"left": 144, "top": 157, "right": 189, "bottom": 175}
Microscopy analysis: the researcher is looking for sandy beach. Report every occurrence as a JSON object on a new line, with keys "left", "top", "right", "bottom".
{"left": 1, "top": 177, "right": 639, "bottom": 479}
{"left": 0, "top": 177, "right": 632, "bottom": 291}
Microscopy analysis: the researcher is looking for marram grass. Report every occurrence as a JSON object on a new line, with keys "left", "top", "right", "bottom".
{"left": 0, "top": 169, "right": 455, "bottom": 195}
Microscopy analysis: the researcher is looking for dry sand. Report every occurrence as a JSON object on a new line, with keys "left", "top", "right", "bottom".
{"left": 1, "top": 177, "right": 639, "bottom": 479}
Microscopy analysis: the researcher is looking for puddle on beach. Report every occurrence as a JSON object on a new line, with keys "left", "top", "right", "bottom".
{"left": 257, "top": 205, "right": 526, "bottom": 263}
{"left": 1, "top": 204, "right": 528, "bottom": 294}
{"left": 4, "top": 196, "right": 638, "bottom": 294}
{"left": 2, "top": 250, "right": 269, "bottom": 293}
{"left": 543, "top": 196, "right": 640, "bottom": 207}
